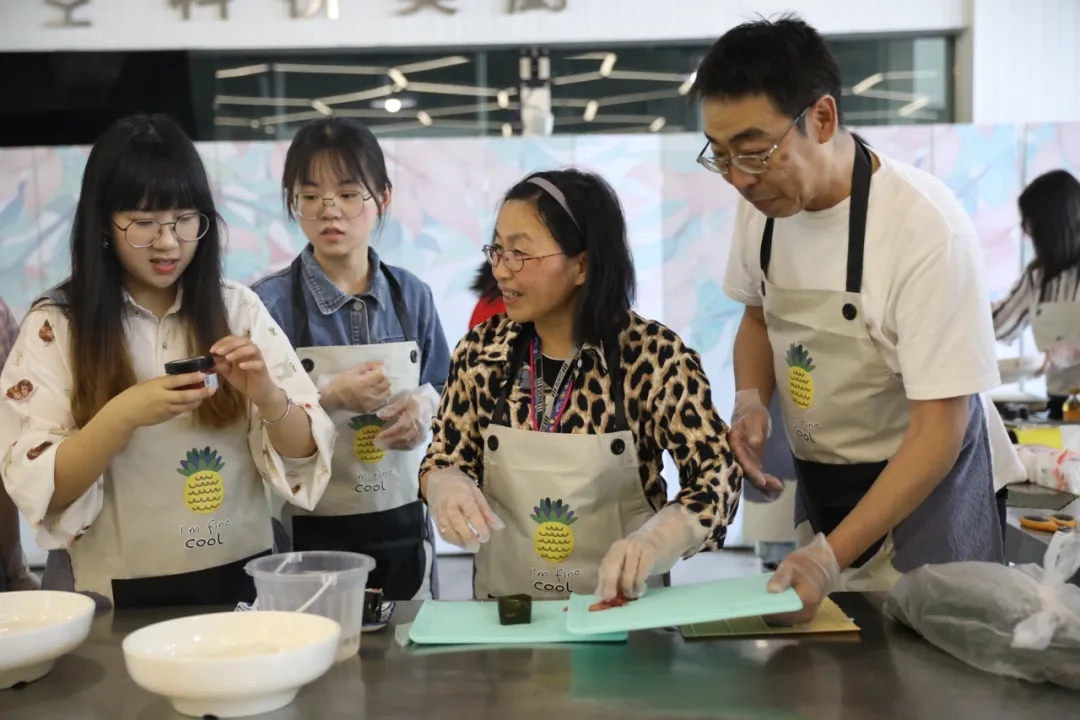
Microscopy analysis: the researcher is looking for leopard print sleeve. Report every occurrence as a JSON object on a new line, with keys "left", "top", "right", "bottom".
{"left": 648, "top": 326, "right": 744, "bottom": 552}
{"left": 420, "top": 329, "right": 485, "bottom": 489}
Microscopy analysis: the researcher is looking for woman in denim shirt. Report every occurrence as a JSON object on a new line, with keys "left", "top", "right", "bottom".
{"left": 253, "top": 118, "right": 450, "bottom": 600}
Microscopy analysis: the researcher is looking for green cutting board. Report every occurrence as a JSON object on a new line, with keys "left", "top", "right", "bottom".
{"left": 565, "top": 572, "right": 802, "bottom": 635}
{"left": 409, "top": 599, "right": 628, "bottom": 645}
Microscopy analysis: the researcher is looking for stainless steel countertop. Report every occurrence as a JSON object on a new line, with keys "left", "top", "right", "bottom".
{"left": 1004, "top": 485, "right": 1080, "bottom": 585}
{"left": 1, "top": 594, "right": 1075, "bottom": 720}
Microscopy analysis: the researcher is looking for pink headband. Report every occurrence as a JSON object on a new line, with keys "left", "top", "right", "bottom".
{"left": 527, "top": 176, "right": 581, "bottom": 231}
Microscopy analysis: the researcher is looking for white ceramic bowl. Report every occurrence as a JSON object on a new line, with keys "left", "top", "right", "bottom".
{"left": 122, "top": 611, "right": 341, "bottom": 719}
{"left": 0, "top": 590, "right": 96, "bottom": 690}
{"left": 999, "top": 356, "right": 1044, "bottom": 384}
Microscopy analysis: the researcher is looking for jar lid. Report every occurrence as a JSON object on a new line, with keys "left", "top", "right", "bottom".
{"left": 164, "top": 355, "right": 215, "bottom": 374}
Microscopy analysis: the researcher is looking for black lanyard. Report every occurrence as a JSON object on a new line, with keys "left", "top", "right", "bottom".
{"left": 491, "top": 326, "right": 629, "bottom": 435}
{"left": 289, "top": 248, "right": 413, "bottom": 348}
{"left": 529, "top": 335, "right": 579, "bottom": 433}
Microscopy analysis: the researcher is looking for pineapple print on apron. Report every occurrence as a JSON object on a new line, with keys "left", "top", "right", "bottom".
{"left": 761, "top": 140, "right": 1002, "bottom": 591}
{"left": 283, "top": 255, "right": 435, "bottom": 601}
{"left": 473, "top": 329, "right": 656, "bottom": 600}
{"left": 59, "top": 413, "right": 273, "bottom": 608}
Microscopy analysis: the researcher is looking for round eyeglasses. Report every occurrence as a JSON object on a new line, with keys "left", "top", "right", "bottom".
{"left": 697, "top": 108, "right": 808, "bottom": 176}
{"left": 482, "top": 244, "right": 564, "bottom": 273}
{"left": 292, "top": 191, "right": 372, "bottom": 220}
{"left": 112, "top": 213, "right": 210, "bottom": 249}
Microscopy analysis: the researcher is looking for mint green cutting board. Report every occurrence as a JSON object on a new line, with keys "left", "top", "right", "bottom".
{"left": 565, "top": 573, "right": 802, "bottom": 635}
{"left": 409, "top": 600, "right": 628, "bottom": 645}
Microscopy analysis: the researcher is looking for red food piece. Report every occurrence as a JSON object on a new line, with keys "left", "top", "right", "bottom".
{"left": 588, "top": 594, "right": 632, "bottom": 612}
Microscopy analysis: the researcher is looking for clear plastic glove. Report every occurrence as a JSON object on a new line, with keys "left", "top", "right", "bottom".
{"left": 374, "top": 384, "right": 440, "bottom": 451}
{"left": 595, "top": 504, "right": 705, "bottom": 600}
{"left": 318, "top": 361, "right": 391, "bottom": 414}
{"left": 729, "top": 389, "right": 784, "bottom": 500}
{"left": 765, "top": 532, "right": 840, "bottom": 625}
{"left": 425, "top": 467, "right": 505, "bottom": 552}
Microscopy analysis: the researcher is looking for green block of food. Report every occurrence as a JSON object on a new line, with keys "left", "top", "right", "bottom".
{"left": 497, "top": 594, "right": 533, "bottom": 625}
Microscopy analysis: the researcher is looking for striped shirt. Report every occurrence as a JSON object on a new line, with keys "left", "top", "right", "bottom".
{"left": 992, "top": 264, "right": 1080, "bottom": 343}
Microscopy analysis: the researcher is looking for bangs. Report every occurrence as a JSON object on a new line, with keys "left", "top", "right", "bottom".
{"left": 297, "top": 148, "right": 372, "bottom": 191}
{"left": 103, "top": 136, "right": 214, "bottom": 214}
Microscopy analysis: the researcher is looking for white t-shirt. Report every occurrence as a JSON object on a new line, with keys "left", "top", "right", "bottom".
{"left": 722, "top": 151, "right": 1001, "bottom": 401}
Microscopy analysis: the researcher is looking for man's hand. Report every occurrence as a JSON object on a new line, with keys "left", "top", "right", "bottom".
{"left": 729, "top": 389, "right": 784, "bottom": 499}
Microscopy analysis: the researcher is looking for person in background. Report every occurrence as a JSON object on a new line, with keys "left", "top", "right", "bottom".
{"left": 694, "top": 16, "right": 1003, "bottom": 623}
{"left": 0, "top": 114, "right": 334, "bottom": 609}
{"left": 420, "top": 168, "right": 743, "bottom": 602}
{"left": 468, "top": 261, "right": 506, "bottom": 329}
{"left": 253, "top": 117, "right": 450, "bottom": 601}
{"left": 0, "top": 297, "right": 41, "bottom": 592}
{"left": 991, "top": 169, "right": 1080, "bottom": 420}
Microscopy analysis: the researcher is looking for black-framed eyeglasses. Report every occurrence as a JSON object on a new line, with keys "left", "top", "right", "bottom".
{"left": 482, "top": 244, "right": 564, "bottom": 272}
{"left": 292, "top": 191, "right": 372, "bottom": 220}
{"left": 112, "top": 213, "right": 210, "bottom": 249}
{"left": 696, "top": 108, "right": 808, "bottom": 176}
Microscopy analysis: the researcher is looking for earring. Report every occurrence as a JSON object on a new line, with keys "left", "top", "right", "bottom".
{"left": 102, "top": 240, "right": 109, "bottom": 249}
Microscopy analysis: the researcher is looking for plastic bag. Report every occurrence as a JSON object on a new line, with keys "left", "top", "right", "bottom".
{"left": 1014, "top": 444, "right": 1080, "bottom": 494}
{"left": 884, "top": 529, "right": 1080, "bottom": 690}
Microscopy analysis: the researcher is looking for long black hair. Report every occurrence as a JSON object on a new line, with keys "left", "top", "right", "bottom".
{"left": 1021, "top": 169, "right": 1080, "bottom": 300}
{"left": 53, "top": 113, "right": 245, "bottom": 429}
{"left": 498, "top": 169, "right": 636, "bottom": 347}
{"left": 470, "top": 262, "right": 500, "bottom": 301}
{"left": 281, "top": 117, "right": 392, "bottom": 225}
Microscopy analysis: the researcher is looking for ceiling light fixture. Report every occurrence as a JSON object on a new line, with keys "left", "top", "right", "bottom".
{"left": 388, "top": 68, "right": 409, "bottom": 89}
{"left": 501, "top": 123, "right": 513, "bottom": 138}
{"left": 583, "top": 100, "right": 599, "bottom": 122}
{"left": 214, "top": 64, "right": 269, "bottom": 79}
{"left": 384, "top": 98, "right": 403, "bottom": 113}
{"left": 417, "top": 111, "right": 433, "bottom": 126}
{"left": 649, "top": 117, "right": 666, "bottom": 132}
{"left": 852, "top": 73, "right": 884, "bottom": 94}
{"left": 599, "top": 53, "right": 617, "bottom": 77}
{"left": 678, "top": 71, "right": 696, "bottom": 96}
{"left": 897, "top": 96, "right": 931, "bottom": 116}
{"left": 311, "top": 100, "right": 333, "bottom": 116}
{"left": 497, "top": 89, "right": 510, "bottom": 108}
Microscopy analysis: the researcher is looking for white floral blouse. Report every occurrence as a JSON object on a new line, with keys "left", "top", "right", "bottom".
{"left": 0, "top": 280, "right": 337, "bottom": 550}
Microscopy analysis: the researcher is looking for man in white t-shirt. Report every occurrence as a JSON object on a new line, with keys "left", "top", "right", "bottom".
{"left": 692, "top": 15, "right": 1005, "bottom": 622}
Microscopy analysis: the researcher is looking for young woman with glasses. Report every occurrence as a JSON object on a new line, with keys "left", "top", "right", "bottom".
{"left": 253, "top": 117, "right": 450, "bottom": 602}
{"left": 419, "top": 168, "right": 744, "bottom": 602}
{"left": 0, "top": 114, "right": 334, "bottom": 609}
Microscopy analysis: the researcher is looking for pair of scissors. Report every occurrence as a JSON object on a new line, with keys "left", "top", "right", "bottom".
{"left": 1019, "top": 513, "right": 1077, "bottom": 532}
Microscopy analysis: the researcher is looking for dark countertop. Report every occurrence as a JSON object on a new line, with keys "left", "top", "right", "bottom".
{"left": 1, "top": 593, "right": 1075, "bottom": 720}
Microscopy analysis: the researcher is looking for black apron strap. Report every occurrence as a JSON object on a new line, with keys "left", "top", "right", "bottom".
{"left": 289, "top": 254, "right": 312, "bottom": 348}
{"left": 492, "top": 327, "right": 534, "bottom": 428}
{"left": 290, "top": 249, "right": 414, "bottom": 348}
{"left": 605, "top": 338, "right": 629, "bottom": 433}
{"left": 846, "top": 139, "right": 872, "bottom": 294}
{"left": 759, "top": 135, "right": 873, "bottom": 296}
{"left": 490, "top": 326, "right": 629, "bottom": 433}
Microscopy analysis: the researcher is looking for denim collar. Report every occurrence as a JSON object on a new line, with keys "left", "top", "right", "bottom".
{"left": 299, "top": 245, "right": 388, "bottom": 316}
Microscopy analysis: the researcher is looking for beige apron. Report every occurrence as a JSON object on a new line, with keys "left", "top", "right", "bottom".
{"left": 283, "top": 256, "right": 433, "bottom": 601}
{"left": 473, "top": 332, "right": 656, "bottom": 600}
{"left": 761, "top": 140, "right": 1003, "bottom": 592}
{"left": 1031, "top": 301, "right": 1080, "bottom": 396}
{"left": 59, "top": 414, "right": 272, "bottom": 606}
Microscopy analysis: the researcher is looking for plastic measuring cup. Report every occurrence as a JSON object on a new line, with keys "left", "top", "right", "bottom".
{"left": 245, "top": 551, "right": 375, "bottom": 663}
